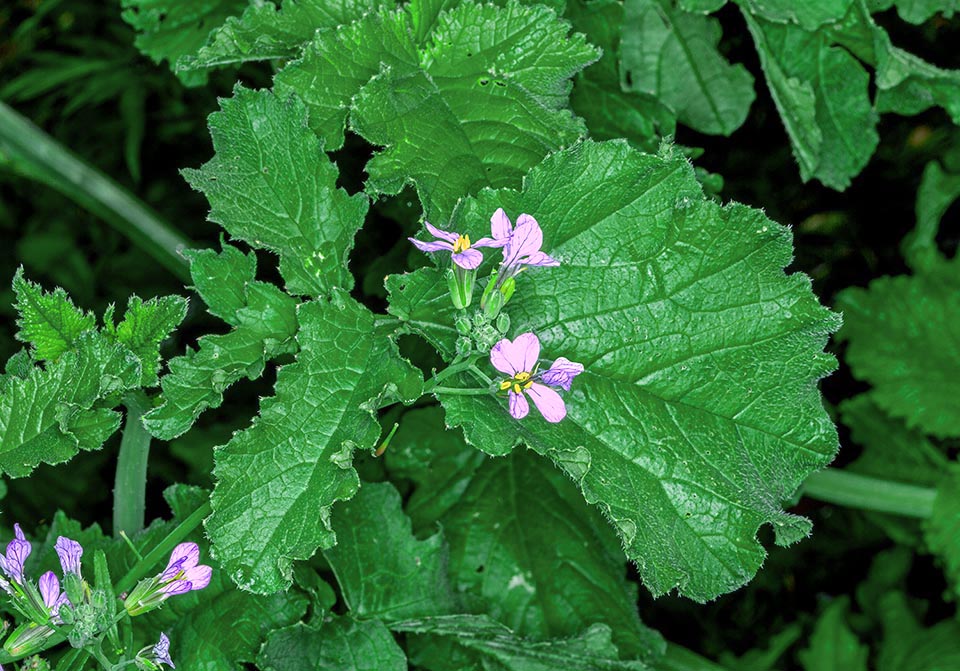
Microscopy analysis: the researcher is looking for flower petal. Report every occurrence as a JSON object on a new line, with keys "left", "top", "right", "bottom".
{"left": 154, "top": 633, "right": 176, "bottom": 668}
{"left": 512, "top": 332, "right": 541, "bottom": 373}
{"left": 39, "top": 571, "right": 60, "bottom": 609}
{"left": 163, "top": 543, "right": 200, "bottom": 576}
{"left": 509, "top": 391, "right": 529, "bottom": 419}
{"left": 527, "top": 383, "right": 567, "bottom": 423}
{"left": 13, "top": 524, "right": 25, "bottom": 541}
{"left": 452, "top": 248, "right": 483, "bottom": 269}
{"left": 506, "top": 215, "right": 544, "bottom": 263}
{"left": 490, "top": 208, "right": 513, "bottom": 241}
{"left": 182, "top": 564, "right": 212, "bottom": 591}
{"left": 160, "top": 579, "right": 194, "bottom": 596}
{"left": 523, "top": 251, "right": 560, "bottom": 267}
{"left": 409, "top": 237, "right": 454, "bottom": 253}
{"left": 55, "top": 537, "right": 83, "bottom": 576}
{"left": 5, "top": 539, "right": 30, "bottom": 582}
{"left": 424, "top": 221, "right": 459, "bottom": 243}
{"left": 541, "top": 357, "right": 584, "bottom": 391}
{"left": 471, "top": 236, "right": 507, "bottom": 249}
{"left": 490, "top": 339, "right": 519, "bottom": 376}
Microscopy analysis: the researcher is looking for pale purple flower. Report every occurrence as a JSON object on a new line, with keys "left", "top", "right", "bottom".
{"left": 408, "top": 221, "right": 504, "bottom": 270}
{"left": 494, "top": 209, "right": 559, "bottom": 272}
{"left": 153, "top": 632, "right": 176, "bottom": 668}
{"left": 38, "top": 571, "right": 69, "bottom": 622}
{"left": 491, "top": 333, "right": 581, "bottom": 423}
{"left": 0, "top": 524, "right": 31, "bottom": 584}
{"left": 540, "top": 357, "right": 584, "bottom": 392}
{"left": 158, "top": 543, "right": 212, "bottom": 595}
{"left": 54, "top": 536, "right": 83, "bottom": 577}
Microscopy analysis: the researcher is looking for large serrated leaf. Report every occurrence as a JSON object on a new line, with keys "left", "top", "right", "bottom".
{"left": 104, "top": 295, "right": 188, "bottom": 387}
{"left": 13, "top": 268, "right": 96, "bottom": 362}
{"left": 259, "top": 619, "right": 407, "bottom": 671}
{"left": 184, "top": 85, "right": 369, "bottom": 296}
{"left": 925, "top": 468, "right": 960, "bottom": 600}
{"left": 207, "top": 293, "right": 422, "bottom": 593}
{"left": 389, "top": 140, "right": 840, "bottom": 601}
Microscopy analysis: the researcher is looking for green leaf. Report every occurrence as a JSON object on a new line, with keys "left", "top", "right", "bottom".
{"left": 398, "top": 615, "right": 648, "bottom": 671}
{"left": 104, "top": 295, "right": 188, "bottom": 386}
{"left": 277, "top": 1, "right": 598, "bottom": 220}
{"left": 13, "top": 268, "right": 96, "bottom": 362}
{"left": 384, "top": 406, "right": 486, "bottom": 531}
{"left": 798, "top": 597, "right": 868, "bottom": 671}
{"left": 394, "top": 140, "right": 840, "bottom": 601}
{"left": 738, "top": 0, "right": 854, "bottom": 29}
{"left": 143, "top": 248, "right": 298, "bottom": 440}
{"left": 324, "top": 481, "right": 458, "bottom": 620}
{"left": 121, "top": 0, "right": 247, "bottom": 84}
{"left": 273, "top": 9, "right": 419, "bottom": 151}
{"left": 743, "top": 11, "right": 878, "bottom": 190}
{"left": 180, "top": 0, "right": 396, "bottom": 73}
{"left": 877, "top": 592, "right": 960, "bottom": 671}
{"left": 0, "top": 333, "right": 140, "bottom": 477}
{"left": 442, "top": 449, "right": 664, "bottom": 660}
{"left": 889, "top": 0, "right": 958, "bottom": 24}
{"left": 902, "top": 160, "right": 960, "bottom": 271}
{"left": 836, "top": 256, "right": 960, "bottom": 439}
{"left": 678, "top": 0, "right": 727, "bottom": 12}
{"left": 184, "top": 85, "right": 369, "bottom": 296}
{"left": 566, "top": 0, "right": 676, "bottom": 152}
{"left": 925, "top": 468, "right": 960, "bottom": 600}
{"left": 259, "top": 619, "right": 407, "bottom": 671}
{"left": 620, "top": 0, "right": 755, "bottom": 136}
{"left": 207, "top": 293, "right": 422, "bottom": 593}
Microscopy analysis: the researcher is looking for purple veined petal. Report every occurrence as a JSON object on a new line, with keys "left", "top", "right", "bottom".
{"left": 512, "top": 332, "right": 541, "bottom": 373}
{"left": 522, "top": 251, "right": 560, "bottom": 267}
{"left": 159, "top": 557, "right": 187, "bottom": 583}
{"left": 470, "top": 236, "right": 507, "bottom": 249}
{"left": 540, "top": 357, "right": 584, "bottom": 391}
{"left": 160, "top": 543, "right": 200, "bottom": 582}
{"left": 409, "top": 237, "right": 454, "bottom": 253}
{"left": 55, "top": 537, "right": 83, "bottom": 576}
{"left": 505, "top": 216, "right": 544, "bottom": 264}
{"left": 160, "top": 579, "right": 194, "bottom": 596}
{"left": 452, "top": 248, "right": 484, "bottom": 269}
{"left": 491, "top": 208, "right": 513, "bottom": 241}
{"left": 424, "top": 221, "right": 459, "bottom": 243}
{"left": 5, "top": 539, "right": 30, "bottom": 583}
{"left": 154, "top": 633, "right": 176, "bottom": 668}
{"left": 490, "top": 339, "right": 520, "bottom": 376}
{"left": 38, "top": 571, "right": 61, "bottom": 609}
{"left": 509, "top": 390, "right": 529, "bottom": 419}
{"left": 51, "top": 593, "right": 69, "bottom": 621}
{"left": 181, "top": 565, "right": 212, "bottom": 591}
{"left": 526, "top": 383, "right": 567, "bottom": 423}
{"left": 13, "top": 524, "right": 25, "bottom": 541}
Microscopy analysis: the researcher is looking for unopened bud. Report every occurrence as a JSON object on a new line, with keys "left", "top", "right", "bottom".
{"left": 4, "top": 622, "right": 55, "bottom": 657}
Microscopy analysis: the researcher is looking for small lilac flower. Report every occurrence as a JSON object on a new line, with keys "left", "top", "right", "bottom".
{"left": 539, "top": 357, "right": 584, "bottom": 391}
{"left": 54, "top": 536, "right": 83, "bottom": 577}
{"left": 158, "top": 543, "right": 212, "bottom": 594}
{"left": 153, "top": 632, "right": 176, "bottom": 668}
{"left": 408, "top": 221, "right": 504, "bottom": 270}
{"left": 490, "top": 333, "right": 582, "bottom": 423}
{"left": 0, "top": 524, "right": 31, "bottom": 584}
{"left": 37, "top": 571, "right": 69, "bottom": 622}
{"left": 494, "top": 209, "right": 559, "bottom": 272}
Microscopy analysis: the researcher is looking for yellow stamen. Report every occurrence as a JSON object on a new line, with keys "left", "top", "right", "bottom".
{"left": 515, "top": 371, "right": 531, "bottom": 382}
{"left": 453, "top": 234, "right": 471, "bottom": 253}
{"left": 499, "top": 380, "right": 512, "bottom": 391}
{"left": 513, "top": 383, "right": 522, "bottom": 394}
{"left": 523, "top": 380, "right": 533, "bottom": 389}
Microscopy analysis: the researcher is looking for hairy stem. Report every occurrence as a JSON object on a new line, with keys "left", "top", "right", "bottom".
{"left": 0, "top": 102, "right": 191, "bottom": 281}
{"left": 113, "top": 391, "right": 153, "bottom": 538}
{"left": 802, "top": 468, "right": 937, "bottom": 519}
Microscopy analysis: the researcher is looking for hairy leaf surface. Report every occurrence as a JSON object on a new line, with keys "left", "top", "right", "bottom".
{"left": 207, "top": 294, "right": 422, "bottom": 593}
{"left": 104, "top": 295, "right": 189, "bottom": 386}
{"left": 925, "top": 468, "right": 960, "bottom": 600}
{"left": 259, "top": 619, "right": 407, "bottom": 671}
{"left": 391, "top": 140, "right": 840, "bottom": 601}
{"left": 13, "top": 268, "right": 96, "bottom": 362}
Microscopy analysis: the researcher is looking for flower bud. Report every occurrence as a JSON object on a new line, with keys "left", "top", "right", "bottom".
{"left": 3, "top": 622, "right": 55, "bottom": 657}
{"left": 446, "top": 266, "right": 476, "bottom": 310}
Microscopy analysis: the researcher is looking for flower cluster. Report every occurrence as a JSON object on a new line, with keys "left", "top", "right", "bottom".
{"left": 0, "top": 525, "right": 209, "bottom": 668}
{"left": 410, "top": 208, "right": 582, "bottom": 423}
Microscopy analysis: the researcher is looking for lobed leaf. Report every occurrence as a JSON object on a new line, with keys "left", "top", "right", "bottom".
{"left": 104, "top": 295, "right": 189, "bottom": 386}
{"left": 258, "top": 619, "right": 407, "bottom": 671}
{"left": 798, "top": 598, "right": 868, "bottom": 671}
{"left": 620, "top": 0, "right": 755, "bottom": 136}
{"left": 391, "top": 140, "right": 840, "bottom": 601}
{"left": 207, "top": 293, "right": 422, "bottom": 593}
{"left": 924, "top": 468, "right": 960, "bottom": 601}
{"left": 184, "top": 85, "right": 369, "bottom": 296}
{"left": 13, "top": 268, "right": 96, "bottom": 362}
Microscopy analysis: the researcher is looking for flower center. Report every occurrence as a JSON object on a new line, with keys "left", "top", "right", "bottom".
{"left": 499, "top": 371, "right": 534, "bottom": 394}
{"left": 453, "top": 234, "right": 471, "bottom": 253}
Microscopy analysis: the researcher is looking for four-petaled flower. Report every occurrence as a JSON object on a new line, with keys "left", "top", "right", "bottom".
{"left": 125, "top": 542, "right": 212, "bottom": 616}
{"left": 0, "top": 524, "right": 30, "bottom": 585}
{"left": 37, "top": 571, "right": 69, "bottom": 623}
{"left": 153, "top": 632, "right": 176, "bottom": 668}
{"left": 408, "top": 221, "right": 505, "bottom": 270}
{"left": 54, "top": 536, "right": 83, "bottom": 577}
{"left": 491, "top": 333, "right": 582, "bottom": 423}
{"left": 492, "top": 208, "right": 559, "bottom": 274}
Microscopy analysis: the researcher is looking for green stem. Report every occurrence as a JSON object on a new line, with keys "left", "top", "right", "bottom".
{"left": 431, "top": 386, "right": 491, "bottom": 396}
{"left": 423, "top": 357, "right": 480, "bottom": 394}
{"left": 113, "top": 392, "right": 153, "bottom": 538}
{"left": 658, "top": 643, "right": 731, "bottom": 671}
{"left": 802, "top": 468, "right": 937, "bottom": 519}
{"left": 0, "top": 101, "right": 192, "bottom": 282}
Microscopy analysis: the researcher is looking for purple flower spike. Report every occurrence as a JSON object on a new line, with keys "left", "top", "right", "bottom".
{"left": 153, "top": 633, "right": 176, "bottom": 668}
{"left": 540, "top": 357, "right": 585, "bottom": 391}
{"left": 55, "top": 536, "right": 83, "bottom": 576}
{"left": 1, "top": 525, "right": 32, "bottom": 584}
{"left": 408, "top": 221, "right": 504, "bottom": 270}
{"left": 491, "top": 333, "right": 577, "bottom": 424}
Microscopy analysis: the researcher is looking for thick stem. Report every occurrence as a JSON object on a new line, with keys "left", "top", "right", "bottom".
{"left": 113, "top": 392, "right": 153, "bottom": 538}
{"left": 802, "top": 468, "right": 937, "bottom": 519}
{"left": 658, "top": 643, "right": 731, "bottom": 671}
{"left": 0, "top": 102, "right": 191, "bottom": 282}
